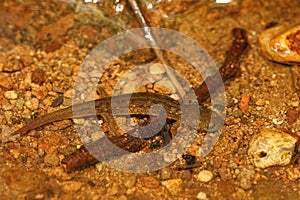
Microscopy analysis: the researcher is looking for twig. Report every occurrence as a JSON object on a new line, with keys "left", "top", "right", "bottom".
{"left": 127, "top": 0, "right": 186, "bottom": 98}
{"left": 193, "top": 28, "right": 248, "bottom": 102}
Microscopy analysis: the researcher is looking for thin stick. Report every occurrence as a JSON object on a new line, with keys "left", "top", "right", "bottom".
{"left": 127, "top": 0, "right": 186, "bottom": 98}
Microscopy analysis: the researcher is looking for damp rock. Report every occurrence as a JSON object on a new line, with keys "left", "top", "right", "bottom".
{"left": 248, "top": 128, "right": 298, "bottom": 168}
{"left": 259, "top": 24, "right": 300, "bottom": 64}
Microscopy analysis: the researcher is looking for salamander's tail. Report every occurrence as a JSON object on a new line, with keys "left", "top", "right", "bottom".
{"left": 12, "top": 107, "right": 73, "bottom": 137}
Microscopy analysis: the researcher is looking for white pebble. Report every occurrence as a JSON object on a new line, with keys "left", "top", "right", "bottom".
{"left": 197, "top": 192, "right": 207, "bottom": 200}
{"left": 272, "top": 117, "right": 284, "bottom": 125}
{"left": 25, "top": 98, "right": 39, "bottom": 110}
{"left": 149, "top": 63, "right": 166, "bottom": 75}
{"left": 4, "top": 90, "right": 18, "bottom": 100}
{"left": 197, "top": 170, "right": 213, "bottom": 182}
{"left": 248, "top": 128, "right": 297, "bottom": 168}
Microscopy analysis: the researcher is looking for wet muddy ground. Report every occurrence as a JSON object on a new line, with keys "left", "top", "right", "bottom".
{"left": 0, "top": 0, "right": 300, "bottom": 199}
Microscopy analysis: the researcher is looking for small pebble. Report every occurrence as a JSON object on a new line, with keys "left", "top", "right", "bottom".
{"left": 238, "top": 95, "right": 250, "bottom": 114}
{"left": 140, "top": 176, "right": 160, "bottom": 189}
{"left": 161, "top": 179, "right": 182, "bottom": 195}
{"left": 149, "top": 63, "right": 165, "bottom": 75}
{"left": 25, "top": 98, "right": 39, "bottom": 110}
{"left": 32, "top": 68, "right": 47, "bottom": 85}
{"left": 248, "top": 128, "right": 298, "bottom": 168}
{"left": 34, "top": 193, "right": 44, "bottom": 199}
{"left": 290, "top": 101, "right": 299, "bottom": 108}
{"left": 4, "top": 90, "right": 18, "bottom": 100}
{"left": 61, "top": 181, "right": 82, "bottom": 192}
{"left": 255, "top": 99, "right": 265, "bottom": 106}
{"left": 160, "top": 168, "right": 172, "bottom": 180}
{"left": 3, "top": 59, "right": 23, "bottom": 72}
{"left": 31, "top": 85, "right": 48, "bottom": 100}
{"left": 272, "top": 117, "right": 284, "bottom": 125}
{"left": 4, "top": 111, "right": 13, "bottom": 121}
{"left": 232, "top": 109, "right": 243, "bottom": 118}
{"left": 0, "top": 75, "right": 13, "bottom": 89}
{"left": 61, "top": 66, "right": 73, "bottom": 76}
{"left": 197, "top": 170, "right": 213, "bottom": 182}
{"left": 197, "top": 192, "right": 207, "bottom": 200}
{"left": 124, "top": 176, "right": 137, "bottom": 188}
{"left": 15, "top": 99, "right": 25, "bottom": 110}
{"left": 1, "top": 126, "right": 18, "bottom": 143}
{"left": 38, "top": 148, "right": 45, "bottom": 157}
{"left": 207, "top": 31, "right": 221, "bottom": 45}
{"left": 2, "top": 103, "right": 13, "bottom": 111}
{"left": 286, "top": 109, "right": 300, "bottom": 124}
{"left": 238, "top": 165, "right": 255, "bottom": 190}
{"left": 9, "top": 149, "right": 20, "bottom": 159}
